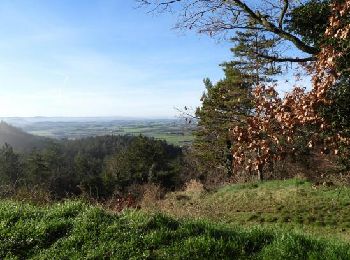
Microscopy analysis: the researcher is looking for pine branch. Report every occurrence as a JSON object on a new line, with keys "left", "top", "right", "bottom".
{"left": 254, "top": 52, "right": 316, "bottom": 62}
{"left": 139, "top": 0, "right": 320, "bottom": 56}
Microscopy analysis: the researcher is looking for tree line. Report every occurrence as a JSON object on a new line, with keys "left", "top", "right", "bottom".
{"left": 0, "top": 134, "right": 183, "bottom": 200}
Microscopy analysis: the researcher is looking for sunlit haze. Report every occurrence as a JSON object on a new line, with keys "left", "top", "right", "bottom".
{"left": 0, "top": 0, "right": 233, "bottom": 118}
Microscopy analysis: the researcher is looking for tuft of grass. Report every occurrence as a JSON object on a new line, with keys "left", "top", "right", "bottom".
{"left": 0, "top": 200, "right": 349, "bottom": 259}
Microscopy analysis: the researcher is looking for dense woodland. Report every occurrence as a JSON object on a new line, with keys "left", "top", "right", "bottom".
{"left": 0, "top": 122, "right": 183, "bottom": 200}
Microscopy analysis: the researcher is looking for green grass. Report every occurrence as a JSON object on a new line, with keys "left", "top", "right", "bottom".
{"left": 155, "top": 179, "right": 350, "bottom": 242}
{"left": 1, "top": 200, "right": 350, "bottom": 259}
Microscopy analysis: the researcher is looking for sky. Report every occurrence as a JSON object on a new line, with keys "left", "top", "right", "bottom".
{"left": 0, "top": 0, "right": 310, "bottom": 118}
{"left": 0, "top": 0, "right": 238, "bottom": 118}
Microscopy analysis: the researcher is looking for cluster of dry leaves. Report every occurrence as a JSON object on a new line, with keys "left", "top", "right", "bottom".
{"left": 231, "top": 0, "right": 350, "bottom": 176}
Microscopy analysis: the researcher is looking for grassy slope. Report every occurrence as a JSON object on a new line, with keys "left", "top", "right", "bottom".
{"left": 0, "top": 200, "right": 350, "bottom": 259}
{"left": 154, "top": 179, "right": 350, "bottom": 242}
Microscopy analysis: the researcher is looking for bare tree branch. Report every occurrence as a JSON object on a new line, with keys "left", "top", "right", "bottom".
{"left": 278, "top": 0, "right": 289, "bottom": 29}
{"left": 228, "top": 0, "right": 318, "bottom": 55}
{"left": 138, "top": 0, "right": 319, "bottom": 57}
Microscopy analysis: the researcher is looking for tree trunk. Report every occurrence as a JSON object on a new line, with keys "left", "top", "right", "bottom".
{"left": 257, "top": 164, "right": 264, "bottom": 181}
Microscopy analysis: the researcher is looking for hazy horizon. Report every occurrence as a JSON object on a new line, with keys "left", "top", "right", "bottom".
{"left": 0, "top": 1, "right": 309, "bottom": 118}
{"left": 0, "top": 0, "right": 234, "bottom": 118}
{"left": 0, "top": 115, "right": 181, "bottom": 120}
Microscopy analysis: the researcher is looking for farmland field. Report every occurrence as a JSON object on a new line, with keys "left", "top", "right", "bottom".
{"left": 1, "top": 117, "right": 195, "bottom": 146}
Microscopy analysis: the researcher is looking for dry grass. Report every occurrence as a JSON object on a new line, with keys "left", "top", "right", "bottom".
{"left": 184, "top": 179, "right": 205, "bottom": 194}
{"left": 139, "top": 183, "right": 163, "bottom": 211}
{"left": 0, "top": 185, "right": 52, "bottom": 205}
{"left": 143, "top": 178, "right": 350, "bottom": 242}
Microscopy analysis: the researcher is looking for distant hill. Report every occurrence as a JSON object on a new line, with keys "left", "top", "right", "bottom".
{"left": 0, "top": 121, "right": 50, "bottom": 152}
{"left": 0, "top": 116, "right": 152, "bottom": 127}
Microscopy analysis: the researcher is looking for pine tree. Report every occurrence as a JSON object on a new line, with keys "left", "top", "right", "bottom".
{"left": 193, "top": 66, "right": 253, "bottom": 178}
{"left": 227, "top": 29, "right": 282, "bottom": 84}
{"left": 0, "top": 144, "right": 23, "bottom": 186}
{"left": 26, "top": 150, "right": 49, "bottom": 186}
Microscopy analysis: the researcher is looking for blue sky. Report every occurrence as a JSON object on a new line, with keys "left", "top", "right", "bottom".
{"left": 0, "top": 0, "right": 309, "bottom": 118}
{"left": 0, "top": 0, "right": 236, "bottom": 118}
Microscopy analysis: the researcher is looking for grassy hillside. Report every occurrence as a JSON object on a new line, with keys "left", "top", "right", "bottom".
{"left": 0, "top": 200, "right": 349, "bottom": 259}
{"left": 0, "top": 121, "right": 50, "bottom": 152}
{"left": 150, "top": 179, "right": 350, "bottom": 242}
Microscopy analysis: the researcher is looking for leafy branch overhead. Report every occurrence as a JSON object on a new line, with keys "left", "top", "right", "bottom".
{"left": 138, "top": 0, "right": 320, "bottom": 63}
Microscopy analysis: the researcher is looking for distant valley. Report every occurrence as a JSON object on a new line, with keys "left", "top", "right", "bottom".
{"left": 0, "top": 117, "right": 195, "bottom": 146}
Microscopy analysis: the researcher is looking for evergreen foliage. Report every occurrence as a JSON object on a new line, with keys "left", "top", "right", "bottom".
{"left": 228, "top": 29, "right": 282, "bottom": 83}
{"left": 193, "top": 66, "right": 252, "bottom": 178}
{"left": 286, "top": 0, "right": 331, "bottom": 49}
{"left": 104, "top": 136, "right": 182, "bottom": 193}
{"left": 0, "top": 131, "right": 184, "bottom": 200}
{"left": 0, "top": 144, "right": 22, "bottom": 186}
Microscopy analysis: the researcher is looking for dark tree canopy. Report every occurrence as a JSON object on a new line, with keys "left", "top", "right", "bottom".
{"left": 0, "top": 144, "right": 23, "bottom": 186}
{"left": 104, "top": 136, "right": 182, "bottom": 192}
{"left": 0, "top": 133, "right": 184, "bottom": 200}
{"left": 192, "top": 65, "right": 253, "bottom": 178}
{"left": 286, "top": 0, "right": 331, "bottom": 48}
{"left": 227, "top": 29, "right": 282, "bottom": 83}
